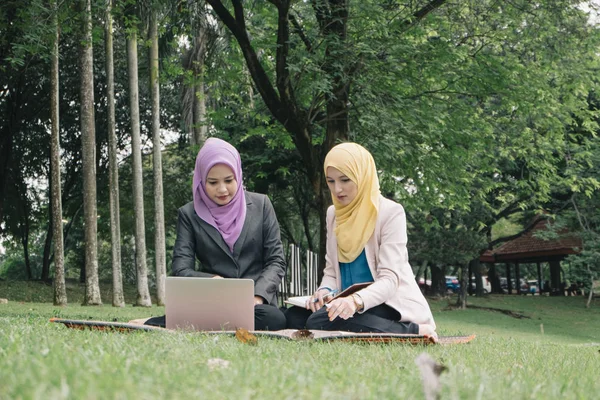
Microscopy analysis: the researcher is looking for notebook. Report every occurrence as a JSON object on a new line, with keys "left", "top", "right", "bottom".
{"left": 165, "top": 277, "right": 255, "bottom": 331}
{"left": 285, "top": 282, "right": 373, "bottom": 308}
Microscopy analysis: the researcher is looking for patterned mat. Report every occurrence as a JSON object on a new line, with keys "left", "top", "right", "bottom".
{"left": 50, "top": 318, "right": 476, "bottom": 345}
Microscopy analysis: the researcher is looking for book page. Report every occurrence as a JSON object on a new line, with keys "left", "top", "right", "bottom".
{"left": 284, "top": 282, "right": 373, "bottom": 308}
{"left": 284, "top": 295, "right": 311, "bottom": 308}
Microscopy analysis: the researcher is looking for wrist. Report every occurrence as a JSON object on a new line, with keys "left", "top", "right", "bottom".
{"left": 351, "top": 294, "right": 364, "bottom": 312}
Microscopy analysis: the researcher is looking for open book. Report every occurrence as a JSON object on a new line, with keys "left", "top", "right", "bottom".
{"left": 284, "top": 282, "right": 372, "bottom": 308}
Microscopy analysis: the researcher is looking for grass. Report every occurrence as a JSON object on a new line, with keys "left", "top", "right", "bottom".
{"left": 1, "top": 280, "right": 599, "bottom": 399}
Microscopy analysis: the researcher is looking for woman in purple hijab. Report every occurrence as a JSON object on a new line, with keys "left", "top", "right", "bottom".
{"left": 148, "top": 138, "right": 286, "bottom": 331}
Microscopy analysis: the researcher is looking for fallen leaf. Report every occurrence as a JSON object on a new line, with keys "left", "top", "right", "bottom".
{"left": 235, "top": 327, "right": 258, "bottom": 345}
{"left": 291, "top": 329, "right": 314, "bottom": 340}
{"left": 207, "top": 358, "right": 230, "bottom": 370}
{"left": 415, "top": 352, "right": 448, "bottom": 400}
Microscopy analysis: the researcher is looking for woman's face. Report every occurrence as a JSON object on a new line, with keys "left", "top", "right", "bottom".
{"left": 205, "top": 164, "right": 238, "bottom": 205}
{"left": 326, "top": 167, "right": 358, "bottom": 206}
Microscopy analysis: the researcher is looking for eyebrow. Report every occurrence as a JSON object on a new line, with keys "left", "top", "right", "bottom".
{"left": 207, "top": 175, "right": 234, "bottom": 181}
{"left": 326, "top": 175, "right": 349, "bottom": 180}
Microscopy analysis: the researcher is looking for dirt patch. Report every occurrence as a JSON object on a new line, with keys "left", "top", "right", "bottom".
{"left": 443, "top": 303, "right": 531, "bottom": 319}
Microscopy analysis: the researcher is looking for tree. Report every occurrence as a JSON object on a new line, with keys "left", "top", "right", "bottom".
{"left": 204, "top": 0, "right": 445, "bottom": 273}
{"left": 80, "top": 0, "right": 102, "bottom": 305}
{"left": 105, "top": 0, "right": 125, "bottom": 307}
{"left": 149, "top": 6, "right": 166, "bottom": 306}
{"left": 182, "top": 1, "right": 210, "bottom": 145}
{"left": 126, "top": 12, "right": 152, "bottom": 307}
{"left": 51, "top": 0, "right": 67, "bottom": 305}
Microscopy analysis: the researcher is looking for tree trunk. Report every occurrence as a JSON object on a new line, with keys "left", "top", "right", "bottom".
{"left": 106, "top": 0, "right": 124, "bottom": 307}
{"left": 586, "top": 264, "right": 595, "bottom": 308}
{"left": 473, "top": 258, "right": 483, "bottom": 296}
{"left": 430, "top": 264, "right": 445, "bottom": 296}
{"left": 50, "top": 0, "right": 67, "bottom": 305}
{"left": 186, "top": 33, "right": 207, "bottom": 146}
{"left": 456, "top": 263, "right": 468, "bottom": 309}
{"left": 149, "top": 11, "right": 166, "bottom": 306}
{"left": 127, "top": 31, "right": 152, "bottom": 307}
{"left": 193, "top": 76, "right": 207, "bottom": 145}
{"left": 488, "top": 263, "right": 502, "bottom": 293}
{"left": 0, "top": 130, "right": 12, "bottom": 230}
{"left": 41, "top": 216, "right": 52, "bottom": 281}
{"left": 20, "top": 213, "right": 31, "bottom": 280}
{"left": 80, "top": 0, "right": 102, "bottom": 305}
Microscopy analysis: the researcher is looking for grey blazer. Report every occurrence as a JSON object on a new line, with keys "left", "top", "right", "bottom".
{"left": 171, "top": 192, "right": 285, "bottom": 305}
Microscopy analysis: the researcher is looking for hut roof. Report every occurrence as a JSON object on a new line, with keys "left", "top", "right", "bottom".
{"left": 480, "top": 218, "right": 581, "bottom": 263}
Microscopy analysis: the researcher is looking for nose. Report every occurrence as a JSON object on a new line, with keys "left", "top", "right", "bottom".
{"left": 334, "top": 183, "right": 343, "bottom": 194}
{"left": 217, "top": 182, "right": 228, "bottom": 194}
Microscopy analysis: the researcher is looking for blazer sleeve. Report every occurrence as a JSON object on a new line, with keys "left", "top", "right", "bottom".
{"left": 171, "top": 207, "right": 214, "bottom": 278}
{"left": 253, "top": 196, "right": 285, "bottom": 304}
{"left": 359, "top": 205, "right": 412, "bottom": 311}
{"left": 319, "top": 206, "right": 338, "bottom": 291}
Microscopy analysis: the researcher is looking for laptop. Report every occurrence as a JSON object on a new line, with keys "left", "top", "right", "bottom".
{"left": 165, "top": 277, "right": 255, "bottom": 331}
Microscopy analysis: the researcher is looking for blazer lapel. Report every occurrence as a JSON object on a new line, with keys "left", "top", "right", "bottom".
{"left": 233, "top": 197, "right": 253, "bottom": 257}
{"left": 197, "top": 217, "right": 236, "bottom": 262}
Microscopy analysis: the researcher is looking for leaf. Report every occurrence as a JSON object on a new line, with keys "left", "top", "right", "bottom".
{"left": 207, "top": 358, "right": 230, "bottom": 370}
{"left": 291, "top": 329, "right": 314, "bottom": 340}
{"left": 235, "top": 327, "right": 258, "bottom": 345}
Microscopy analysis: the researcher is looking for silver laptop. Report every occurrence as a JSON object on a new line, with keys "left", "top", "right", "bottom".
{"left": 165, "top": 277, "right": 255, "bottom": 331}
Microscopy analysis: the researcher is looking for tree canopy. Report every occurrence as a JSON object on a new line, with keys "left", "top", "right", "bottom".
{"left": 0, "top": 0, "right": 599, "bottom": 303}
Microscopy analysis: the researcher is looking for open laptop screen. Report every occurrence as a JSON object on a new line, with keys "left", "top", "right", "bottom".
{"left": 165, "top": 277, "right": 255, "bottom": 331}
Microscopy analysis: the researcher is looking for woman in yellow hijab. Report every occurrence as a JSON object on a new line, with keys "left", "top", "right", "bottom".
{"left": 285, "top": 143, "right": 436, "bottom": 338}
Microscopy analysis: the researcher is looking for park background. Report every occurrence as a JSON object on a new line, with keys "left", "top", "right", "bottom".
{"left": 1, "top": 0, "right": 599, "bottom": 307}
{"left": 1, "top": 1, "right": 600, "bottom": 398}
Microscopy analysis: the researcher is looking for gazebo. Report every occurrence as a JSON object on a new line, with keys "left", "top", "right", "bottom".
{"left": 480, "top": 218, "right": 581, "bottom": 295}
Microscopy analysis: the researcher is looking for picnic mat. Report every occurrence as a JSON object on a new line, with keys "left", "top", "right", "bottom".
{"left": 49, "top": 318, "right": 475, "bottom": 345}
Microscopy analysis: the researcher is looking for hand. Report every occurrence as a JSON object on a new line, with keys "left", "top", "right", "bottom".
{"left": 212, "top": 275, "right": 224, "bottom": 279}
{"left": 326, "top": 297, "right": 357, "bottom": 321}
{"left": 307, "top": 288, "right": 332, "bottom": 312}
{"left": 254, "top": 296, "right": 264, "bottom": 306}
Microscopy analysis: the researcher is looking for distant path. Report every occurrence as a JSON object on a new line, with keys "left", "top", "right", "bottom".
{"left": 444, "top": 304, "right": 531, "bottom": 319}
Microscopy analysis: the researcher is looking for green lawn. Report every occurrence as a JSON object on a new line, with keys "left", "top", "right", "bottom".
{"left": 1, "top": 280, "right": 599, "bottom": 399}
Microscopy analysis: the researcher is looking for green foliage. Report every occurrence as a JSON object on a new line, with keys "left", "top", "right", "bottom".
{"left": 3, "top": 0, "right": 600, "bottom": 286}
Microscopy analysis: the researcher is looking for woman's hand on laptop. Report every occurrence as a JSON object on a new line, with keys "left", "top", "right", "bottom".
{"left": 212, "top": 275, "right": 224, "bottom": 279}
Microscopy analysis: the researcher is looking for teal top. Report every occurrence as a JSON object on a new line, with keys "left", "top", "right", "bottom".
{"left": 339, "top": 249, "right": 374, "bottom": 291}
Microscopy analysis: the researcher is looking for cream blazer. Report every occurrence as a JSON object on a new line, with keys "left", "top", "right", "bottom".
{"left": 319, "top": 195, "right": 436, "bottom": 328}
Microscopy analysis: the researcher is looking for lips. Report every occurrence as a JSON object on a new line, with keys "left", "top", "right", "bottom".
{"left": 217, "top": 195, "right": 229, "bottom": 201}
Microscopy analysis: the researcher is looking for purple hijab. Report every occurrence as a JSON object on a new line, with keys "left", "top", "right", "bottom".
{"left": 193, "top": 138, "right": 247, "bottom": 252}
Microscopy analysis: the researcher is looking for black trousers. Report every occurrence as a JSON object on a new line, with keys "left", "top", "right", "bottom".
{"left": 284, "top": 304, "right": 419, "bottom": 334}
{"left": 144, "top": 304, "right": 286, "bottom": 331}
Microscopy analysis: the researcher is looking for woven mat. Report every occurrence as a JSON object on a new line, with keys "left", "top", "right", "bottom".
{"left": 50, "top": 318, "right": 475, "bottom": 345}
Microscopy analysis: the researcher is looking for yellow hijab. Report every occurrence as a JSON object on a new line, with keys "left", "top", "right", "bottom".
{"left": 324, "top": 142, "right": 380, "bottom": 263}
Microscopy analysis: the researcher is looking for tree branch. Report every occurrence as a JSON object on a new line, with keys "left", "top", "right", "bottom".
{"left": 290, "top": 13, "right": 312, "bottom": 52}
{"left": 311, "top": 0, "right": 330, "bottom": 33}
{"left": 206, "top": 0, "right": 284, "bottom": 122}
{"left": 274, "top": 0, "right": 294, "bottom": 107}
{"left": 400, "top": 0, "right": 447, "bottom": 29}
{"left": 487, "top": 215, "right": 545, "bottom": 248}
{"left": 207, "top": 0, "right": 315, "bottom": 181}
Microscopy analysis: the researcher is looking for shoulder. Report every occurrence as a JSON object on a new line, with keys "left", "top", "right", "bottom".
{"left": 378, "top": 196, "right": 405, "bottom": 217}
{"left": 379, "top": 196, "right": 404, "bottom": 212}
{"left": 179, "top": 201, "right": 195, "bottom": 215}
{"left": 245, "top": 191, "right": 270, "bottom": 207}
{"left": 327, "top": 205, "right": 335, "bottom": 219}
